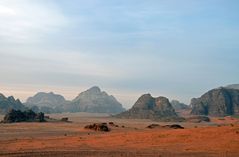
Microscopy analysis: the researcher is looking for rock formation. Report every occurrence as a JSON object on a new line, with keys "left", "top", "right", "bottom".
{"left": 24, "top": 87, "right": 125, "bottom": 113}
{"left": 25, "top": 92, "right": 68, "bottom": 113}
{"left": 66, "top": 86, "right": 125, "bottom": 113}
{"left": 171, "top": 100, "right": 190, "bottom": 110}
{"left": 190, "top": 87, "right": 239, "bottom": 116}
{"left": 116, "top": 94, "right": 180, "bottom": 121}
{"left": 2, "top": 109, "right": 45, "bottom": 123}
{"left": 84, "top": 123, "right": 110, "bottom": 132}
{"left": 146, "top": 124, "right": 184, "bottom": 129}
{"left": 0, "top": 94, "right": 26, "bottom": 114}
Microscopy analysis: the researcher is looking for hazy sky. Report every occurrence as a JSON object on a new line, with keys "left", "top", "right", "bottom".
{"left": 0, "top": 0, "right": 239, "bottom": 108}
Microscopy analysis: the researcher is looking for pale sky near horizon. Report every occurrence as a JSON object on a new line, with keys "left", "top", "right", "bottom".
{"left": 0, "top": 0, "right": 239, "bottom": 109}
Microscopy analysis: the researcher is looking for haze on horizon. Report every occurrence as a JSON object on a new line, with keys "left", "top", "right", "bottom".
{"left": 0, "top": 0, "right": 239, "bottom": 109}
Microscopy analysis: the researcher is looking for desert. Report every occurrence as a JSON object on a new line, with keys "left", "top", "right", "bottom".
{"left": 0, "top": 112, "right": 239, "bottom": 157}
{"left": 1, "top": 1, "right": 239, "bottom": 156}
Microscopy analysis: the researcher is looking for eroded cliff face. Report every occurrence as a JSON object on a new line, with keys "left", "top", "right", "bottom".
{"left": 191, "top": 87, "right": 239, "bottom": 116}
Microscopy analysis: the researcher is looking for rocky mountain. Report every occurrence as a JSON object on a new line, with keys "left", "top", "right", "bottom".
{"left": 171, "top": 100, "right": 190, "bottom": 110}
{"left": 226, "top": 84, "right": 239, "bottom": 90}
{"left": 0, "top": 93, "right": 26, "bottom": 114}
{"left": 25, "top": 92, "right": 67, "bottom": 107}
{"left": 25, "top": 92, "right": 68, "bottom": 113}
{"left": 116, "top": 94, "right": 180, "bottom": 121}
{"left": 65, "top": 86, "right": 125, "bottom": 113}
{"left": 191, "top": 87, "right": 239, "bottom": 116}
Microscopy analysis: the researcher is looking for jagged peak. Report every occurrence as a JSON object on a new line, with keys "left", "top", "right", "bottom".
{"left": 16, "top": 99, "right": 22, "bottom": 103}
{"left": 7, "top": 96, "right": 16, "bottom": 102}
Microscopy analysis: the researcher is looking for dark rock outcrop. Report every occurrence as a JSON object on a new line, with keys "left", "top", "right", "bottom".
{"left": 61, "top": 117, "right": 69, "bottom": 122}
{"left": 116, "top": 94, "right": 180, "bottom": 121}
{"left": 2, "top": 109, "right": 45, "bottom": 123}
{"left": 168, "top": 124, "right": 184, "bottom": 129}
{"left": 66, "top": 86, "right": 125, "bottom": 113}
{"left": 146, "top": 124, "right": 184, "bottom": 129}
{"left": 190, "top": 87, "right": 239, "bottom": 116}
{"left": 146, "top": 124, "right": 161, "bottom": 129}
{"left": 0, "top": 94, "right": 26, "bottom": 114}
{"left": 84, "top": 123, "right": 110, "bottom": 132}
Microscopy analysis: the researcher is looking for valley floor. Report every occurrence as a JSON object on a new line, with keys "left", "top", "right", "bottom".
{"left": 0, "top": 113, "right": 239, "bottom": 157}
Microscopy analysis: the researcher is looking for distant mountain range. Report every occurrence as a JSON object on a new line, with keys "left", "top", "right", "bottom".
{"left": 65, "top": 86, "right": 125, "bottom": 113}
{"left": 24, "top": 86, "right": 125, "bottom": 114}
{"left": 1, "top": 84, "right": 239, "bottom": 117}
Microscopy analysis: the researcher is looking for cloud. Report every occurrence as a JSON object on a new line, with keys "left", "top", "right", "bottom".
{"left": 0, "top": 0, "right": 68, "bottom": 43}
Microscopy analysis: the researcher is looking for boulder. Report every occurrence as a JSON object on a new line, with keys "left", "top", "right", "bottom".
{"left": 84, "top": 123, "right": 110, "bottom": 132}
{"left": 61, "top": 117, "right": 69, "bottom": 122}
{"left": 146, "top": 124, "right": 184, "bottom": 129}
{"left": 146, "top": 124, "right": 160, "bottom": 129}
{"left": 165, "top": 124, "right": 184, "bottom": 129}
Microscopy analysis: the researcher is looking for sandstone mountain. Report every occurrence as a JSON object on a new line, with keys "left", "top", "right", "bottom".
{"left": 25, "top": 92, "right": 67, "bottom": 107}
{"left": 116, "top": 94, "right": 179, "bottom": 121}
{"left": 171, "top": 100, "right": 190, "bottom": 110}
{"left": 65, "top": 86, "right": 125, "bottom": 113}
{"left": 0, "top": 94, "right": 26, "bottom": 114}
{"left": 25, "top": 92, "right": 68, "bottom": 113}
{"left": 191, "top": 87, "right": 239, "bottom": 116}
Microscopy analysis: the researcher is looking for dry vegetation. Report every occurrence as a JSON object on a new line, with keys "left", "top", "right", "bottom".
{"left": 0, "top": 113, "right": 239, "bottom": 157}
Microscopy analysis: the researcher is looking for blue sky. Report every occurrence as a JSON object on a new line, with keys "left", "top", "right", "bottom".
{"left": 0, "top": 0, "right": 239, "bottom": 108}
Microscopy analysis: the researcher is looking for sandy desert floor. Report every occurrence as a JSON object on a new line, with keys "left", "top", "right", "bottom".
{"left": 0, "top": 113, "right": 239, "bottom": 157}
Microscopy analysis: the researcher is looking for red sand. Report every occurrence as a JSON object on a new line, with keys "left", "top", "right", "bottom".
{"left": 0, "top": 113, "right": 239, "bottom": 157}
{"left": 0, "top": 125, "right": 239, "bottom": 156}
